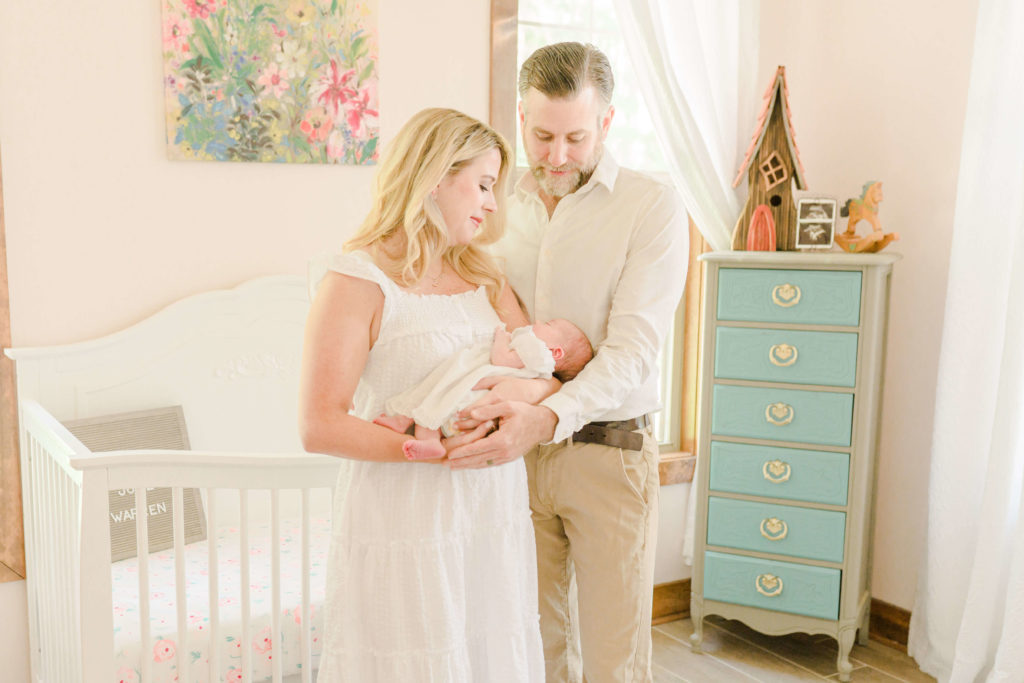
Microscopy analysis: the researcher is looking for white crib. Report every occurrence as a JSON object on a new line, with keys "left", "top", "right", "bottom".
{"left": 6, "top": 276, "right": 342, "bottom": 683}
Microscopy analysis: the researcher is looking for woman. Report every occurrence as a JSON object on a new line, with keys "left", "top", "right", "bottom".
{"left": 299, "top": 108, "right": 545, "bottom": 682}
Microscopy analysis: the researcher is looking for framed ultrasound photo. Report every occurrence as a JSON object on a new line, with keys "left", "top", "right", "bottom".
{"left": 795, "top": 197, "right": 838, "bottom": 250}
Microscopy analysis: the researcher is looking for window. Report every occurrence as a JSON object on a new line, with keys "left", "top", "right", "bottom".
{"left": 492, "top": 0, "right": 702, "bottom": 454}
{"left": 759, "top": 151, "right": 788, "bottom": 190}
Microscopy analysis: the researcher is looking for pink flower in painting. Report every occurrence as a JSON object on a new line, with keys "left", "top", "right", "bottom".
{"left": 153, "top": 639, "right": 176, "bottom": 662}
{"left": 225, "top": 668, "right": 243, "bottom": 683}
{"left": 162, "top": 13, "right": 193, "bottom": 55}
{"left": 315, "top": 59, "right": 358, "bottom": 118}
{"left": 183, "top": 0, "right": 218, "bottom": 20}
{"left": 116, "top": 666, "right": 139, "bottom": 683}
{"left": 256, "top": 63, "right": 290, "bottom": 98}
{"left": 300, "top": 107, "right": 333, "bottom": 144}
{"left": 253, "top": 625, "right": 273, "bottom": 653}
{"left": 342, "top": 79, "right": 378, "bottom": 139}
{"left": 326, "top": 130, "right": 347, "bottom": 161}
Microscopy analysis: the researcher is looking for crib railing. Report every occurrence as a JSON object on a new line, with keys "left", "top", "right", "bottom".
{"left": 18, "top": 399, "right": 342, "bottom": 683}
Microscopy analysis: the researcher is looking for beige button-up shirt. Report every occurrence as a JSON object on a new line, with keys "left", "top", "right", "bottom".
{"left": 493, "top": 153, "right": 689, "bottom": 442}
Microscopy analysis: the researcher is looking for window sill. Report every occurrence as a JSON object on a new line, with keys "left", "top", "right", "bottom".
{"left": 659, "top": 451, "right": 695, "bottom": 486}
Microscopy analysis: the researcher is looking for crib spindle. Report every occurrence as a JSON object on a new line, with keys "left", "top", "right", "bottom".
{"left": 59, "top": 461, "right": 75, "bottom": 683}
{"left": 301, "top": 489, "right": 312, "bottom": 683}
{"left": 271, "top": 489, "right": 283, "bottom": 683}
{"left": 137, "top": 485, "right": 152, "bottom": 683}
{"left": 173, "top": 486, "right": 189, "bottom": 682}
{"left": 240, "top": 489, "right": 252, "bottom": 683}
{"left": 207, "top": 488, "right": 220, "bottom": 683}
{"left": 34, "top": 444, "right": 52, "bottom": 682}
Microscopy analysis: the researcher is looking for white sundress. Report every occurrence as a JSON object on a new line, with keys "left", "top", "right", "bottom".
{"left": 315, "top": 251, "right": 545, "bottom": 683}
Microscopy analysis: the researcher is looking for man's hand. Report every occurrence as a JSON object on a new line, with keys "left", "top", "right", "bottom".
{"left": 445, "top": 401, "right": 557, "bottom": 470}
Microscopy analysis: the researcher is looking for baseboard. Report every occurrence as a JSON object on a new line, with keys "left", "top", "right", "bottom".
{"left": 868, "top": 598, "right": 911, "bottom": 652}
{"left": 653, "top": 579, "right": 912, "bottom": 649}
{"left": 652, "top": 579, "right": 691, "bottom": 625}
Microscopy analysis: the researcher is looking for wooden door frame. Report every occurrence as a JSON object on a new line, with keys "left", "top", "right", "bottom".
{"left": 0, "top": 141, "right": 25, "bottom": 581}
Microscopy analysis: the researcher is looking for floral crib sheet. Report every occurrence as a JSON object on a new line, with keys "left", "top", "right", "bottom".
{"left": 112, "top": 518, "right": 330, "bottom": 683}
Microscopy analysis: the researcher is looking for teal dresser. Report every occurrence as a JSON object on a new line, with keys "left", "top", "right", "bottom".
{"left": 690, "top": 252, "right": 898, "bottom": 681}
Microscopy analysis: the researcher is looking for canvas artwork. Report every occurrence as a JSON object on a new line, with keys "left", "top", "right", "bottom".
{"left": 161, "top": 0, "right": 379, "bottom": 164}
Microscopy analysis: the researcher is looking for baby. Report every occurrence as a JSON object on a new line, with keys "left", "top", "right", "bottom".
{"left": 374, "top": 318, "right": 593, "bottom": 460}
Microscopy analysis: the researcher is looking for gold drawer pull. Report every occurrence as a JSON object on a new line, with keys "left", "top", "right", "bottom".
{"left": 771, "top": 283, "right": 802, "bottom": 307}
{"left": 769, "top": 343, "right": 798, "bottom": 367}
{"left": 756, "top": 573, "right": 784, "bottom": 597}
{"left": 760, "top": 517, "right": 789, "bottom": 541}
{"left": 763, "top": 459, "right": 791, "bottom": 483}
{"left": 766, "top": 402, "right": 794, "bottom": 426}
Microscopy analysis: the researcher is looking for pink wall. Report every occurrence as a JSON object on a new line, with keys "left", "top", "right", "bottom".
{"left": 0, "top": 0, "right": 491, "bottom": 348}
{"left": 759, "top": 0, "right": 979, "bottom": 608}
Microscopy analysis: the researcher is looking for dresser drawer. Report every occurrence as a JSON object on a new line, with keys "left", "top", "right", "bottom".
{"left": 709, "top": 441, "right": 850, "bottom": 506}
{"left": 717, "top": 268, "right": 862, "bottom": 326}
{"left": 703, "top": 550, "right": 840, "bottom": 620}
{"left": 711, "top": 385, "right": 854, "bottom": 447}
{"left": 715, "top": 327, "right": 859, "bottom": 387}
{"left": 707, "top": 496, "right": 846, "bottom": 562}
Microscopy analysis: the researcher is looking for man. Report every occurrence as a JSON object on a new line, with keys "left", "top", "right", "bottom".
{"left": 449, "top": 42, "right": 688, "bottom": 682}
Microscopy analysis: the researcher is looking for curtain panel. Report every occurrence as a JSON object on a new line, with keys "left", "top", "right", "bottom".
{"left": 907, "top": 1, "right": 1024, "bottom": 680}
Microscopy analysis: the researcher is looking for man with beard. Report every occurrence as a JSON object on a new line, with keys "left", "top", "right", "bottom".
{"left": 447, "top": 42, "right": 688, "bottom": 682}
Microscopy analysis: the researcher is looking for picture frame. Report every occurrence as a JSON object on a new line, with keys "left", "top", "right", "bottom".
{"left": 795, "top": 197, "right": 838, "bottom": 250}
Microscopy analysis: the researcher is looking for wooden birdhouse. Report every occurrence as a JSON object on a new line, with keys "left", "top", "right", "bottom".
{"left": 731, "top": 66, "right": 807, "bottom": 251}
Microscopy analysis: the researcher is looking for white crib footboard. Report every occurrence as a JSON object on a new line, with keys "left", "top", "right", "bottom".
{"left": 18, "top": 399, "right": 342, "bottom": 683}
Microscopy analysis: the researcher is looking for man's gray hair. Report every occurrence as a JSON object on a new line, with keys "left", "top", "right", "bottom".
{"left": 518, "top": 42, "right": 614, "bottom": 106}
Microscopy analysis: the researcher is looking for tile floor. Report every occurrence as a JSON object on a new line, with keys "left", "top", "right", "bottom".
{"left": 652, "top": 616, "right": 936, "bottom": 682}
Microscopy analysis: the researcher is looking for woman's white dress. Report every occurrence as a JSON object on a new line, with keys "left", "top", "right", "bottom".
{"left": 316, "top": 251, "right": 544, "bottom": 682}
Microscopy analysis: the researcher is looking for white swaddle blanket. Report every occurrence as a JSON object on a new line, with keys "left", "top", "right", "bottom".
{"left": 385, "top": 326, "right": 554, "bottom": 434}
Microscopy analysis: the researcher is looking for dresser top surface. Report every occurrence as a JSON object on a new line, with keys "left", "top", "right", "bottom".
{"left": 700, "top": 251, "right": 902, "bottom": 267}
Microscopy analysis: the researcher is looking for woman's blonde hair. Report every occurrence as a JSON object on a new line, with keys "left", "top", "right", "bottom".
{"left": 344, "top": 107, "right": 512, "bottom": 308}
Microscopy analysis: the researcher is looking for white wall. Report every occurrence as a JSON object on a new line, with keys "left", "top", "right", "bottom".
{"left": 758, "top": 0, "right": 978, "bottom": 608}
{"left": 0, "top": 580, "right": 29, "bottom": 683}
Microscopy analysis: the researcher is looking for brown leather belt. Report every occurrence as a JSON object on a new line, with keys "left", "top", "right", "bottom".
{"left": 571, "top": 414, "right": 651, "bottom": 451}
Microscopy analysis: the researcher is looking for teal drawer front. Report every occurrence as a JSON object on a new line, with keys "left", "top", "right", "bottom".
{"left": 703, "top": 551, "right": 840, "bottom": 620}
{"left": 717, "top": 269, "right": 862, "bottom": 326}
{"left": 709, "top": 441, "right": 850, "bottom": 506}
{"left": 715, "top": 327, "right": 859, "bottom": 387}
{"left": 711, "top": 384, "right": 854, "bottom": 446}
{"left": 706, "top": 496, "right": 846, "bottom": 562}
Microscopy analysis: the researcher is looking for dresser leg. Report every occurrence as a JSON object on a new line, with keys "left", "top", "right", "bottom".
{"left": 836, "top": 626, "right": 857, "bottom": 681}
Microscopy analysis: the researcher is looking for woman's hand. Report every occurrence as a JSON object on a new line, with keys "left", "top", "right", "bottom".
{"left": 446, "top": 401, "right": 557, "bottom": 469}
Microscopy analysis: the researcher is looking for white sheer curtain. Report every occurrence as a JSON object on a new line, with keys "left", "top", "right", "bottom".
{"left": 907, "top": 1, "right": 1024, "bottom": 681}
{"left": 610, "top": 0, "right": 759, "bottom": 251}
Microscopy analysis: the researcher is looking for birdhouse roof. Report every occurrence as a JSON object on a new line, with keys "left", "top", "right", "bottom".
{"left": 732, "top": 66, "right": 807, "bottom": 189}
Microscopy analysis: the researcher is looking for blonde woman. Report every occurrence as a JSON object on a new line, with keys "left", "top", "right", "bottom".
{"left": 300, "top": 108, "right": 545, "bottom": 682}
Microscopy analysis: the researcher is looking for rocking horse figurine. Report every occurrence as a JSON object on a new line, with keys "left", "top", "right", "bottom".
{"left": 835, "top": 181, "right": 900, "bottom": 253}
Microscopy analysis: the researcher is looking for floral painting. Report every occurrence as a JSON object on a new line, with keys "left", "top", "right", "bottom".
{"left": 161, "top": 0, "right": 379, "bottom": 164}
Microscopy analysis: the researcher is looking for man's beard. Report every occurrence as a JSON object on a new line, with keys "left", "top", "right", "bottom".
{"left": 529, "top": 140, "right": 603, "bottom": 199}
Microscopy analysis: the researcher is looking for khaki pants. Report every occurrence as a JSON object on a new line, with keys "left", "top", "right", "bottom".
{"left": 524, "top": 425, "right": 659, "bottom": 683}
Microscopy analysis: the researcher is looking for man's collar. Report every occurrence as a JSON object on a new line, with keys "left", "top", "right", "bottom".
{"left": 513, "top": 151, "right": 619, "bottom": 201}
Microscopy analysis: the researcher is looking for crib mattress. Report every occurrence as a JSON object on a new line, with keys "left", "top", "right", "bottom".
{"left": 111, "top": 518, "right": 330, "bottom": 683}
